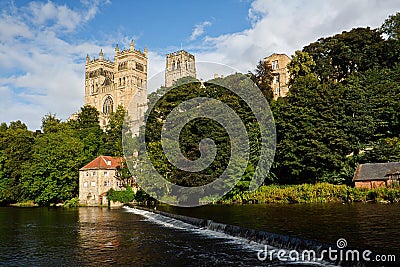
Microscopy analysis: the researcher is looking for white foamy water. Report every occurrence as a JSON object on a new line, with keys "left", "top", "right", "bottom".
{"left": 123, "top": 206, "right": 338, "bottom": 266}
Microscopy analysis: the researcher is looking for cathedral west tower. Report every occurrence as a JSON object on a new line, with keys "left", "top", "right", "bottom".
{"left": 84, "top": 40, "right": 148, "bottom": 133}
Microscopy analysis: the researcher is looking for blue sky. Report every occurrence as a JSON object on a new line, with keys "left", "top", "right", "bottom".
{"left": 0, "top": 0, "right": 398, "bottom": 129}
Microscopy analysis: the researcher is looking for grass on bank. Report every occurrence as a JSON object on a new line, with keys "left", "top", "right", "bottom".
{"left": 226, "top": 183, "right": 400, "bottom": 204}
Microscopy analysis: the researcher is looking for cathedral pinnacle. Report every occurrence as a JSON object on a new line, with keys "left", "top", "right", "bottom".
{"left": 130, "top": 40, "right": 134, "bottom": 51}
{"left": 99, "top": 49, "right": 104, "bottom": 60}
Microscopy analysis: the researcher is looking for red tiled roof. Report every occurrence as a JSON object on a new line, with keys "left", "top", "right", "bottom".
{"left": 80, "top": 156, "right": 122, "bottom": 170}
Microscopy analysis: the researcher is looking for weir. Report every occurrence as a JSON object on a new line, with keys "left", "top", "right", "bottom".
{"left": 126, "top": 205, "right": 395, "bottom": 267}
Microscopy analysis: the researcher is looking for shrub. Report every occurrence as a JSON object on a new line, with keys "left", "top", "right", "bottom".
{"left": 64, "top": 197, "right": 79, "bottom": 208}
{"left": 107, "top": 186, "right": 135, "bottom": 204}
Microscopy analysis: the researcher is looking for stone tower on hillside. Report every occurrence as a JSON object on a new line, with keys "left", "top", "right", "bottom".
{"left": 264, "top": 53, "right": 291, "bottom": 100}
{"left": 165, "top": 50, "right": 196, "bottom": 87}
{"left": 84, "top": 40, "right": 148, "bottom": 133}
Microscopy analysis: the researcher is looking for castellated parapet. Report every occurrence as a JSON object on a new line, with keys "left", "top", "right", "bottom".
{"left": 165, "top": 50, "right": 196, "bottom": 87}
{"left": 84, "top": 40, "right": 148, "bottom": 133}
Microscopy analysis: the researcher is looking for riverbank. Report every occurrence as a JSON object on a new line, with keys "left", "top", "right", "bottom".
{"left": 225, "top": 183, "right": 400, "bottom": 204}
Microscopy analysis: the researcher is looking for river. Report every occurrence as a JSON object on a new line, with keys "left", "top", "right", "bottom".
{"left": 0, "top": 203, "right": 399, "bottom": 266}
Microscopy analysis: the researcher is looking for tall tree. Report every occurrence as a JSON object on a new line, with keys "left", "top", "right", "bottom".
{"left": 74, "top": 105, "right": 103, "bottom": 161}
{"left": 0, "top": 122, "right": 34, "bottom": 204}
{"left": 287, "top": 50, "right": 317, "bottom": 84}
{"left": 102, "top": 105, "right": 127, "bottom": 157}
{"left": 303, "top": 27, "right": 386, "bottom": 82}
{"left": 248, "top": 60, "right": 274, "bottom": 102}
{"left": 41, "top": 113, "right": 61, "bottom": 133}
{"left": 22, "top": 130, "right": 85, "bottom": 205}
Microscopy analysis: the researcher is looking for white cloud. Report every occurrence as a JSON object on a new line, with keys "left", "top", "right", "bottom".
{"left": 190, "top": 21, "right": 212, "bottom": 41}
{"left": 1, "top": 0, "right": 399, "bottom": 130}
{"left": 0, "top": 0, "right": 108, "bottom": 129}
{"left": 198, "top": 0, "right": 399, "bottom": 73}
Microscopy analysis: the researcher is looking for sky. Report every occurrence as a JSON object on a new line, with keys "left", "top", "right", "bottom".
{"left": 0, "top": 0, "right": 398, "bottom": 130}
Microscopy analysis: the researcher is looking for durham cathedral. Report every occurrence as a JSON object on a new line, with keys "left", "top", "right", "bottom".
{"left": 83, "top": 40, "right": 197, "bottom": 133}
{"left": 82, "top": 40, "right": 289, "bottom": 133}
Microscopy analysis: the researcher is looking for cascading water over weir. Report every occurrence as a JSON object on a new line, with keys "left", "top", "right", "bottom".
{"left": 125, "top": 205, "right": 394, "bottom": 266}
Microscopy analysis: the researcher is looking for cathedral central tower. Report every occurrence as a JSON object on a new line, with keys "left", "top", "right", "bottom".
{"left": 165, "top": 50, "right": 196, "bottom": 87}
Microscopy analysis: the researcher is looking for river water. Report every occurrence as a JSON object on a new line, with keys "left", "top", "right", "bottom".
{"left": 0, "top": 204, "right": 399, "bottom": 266}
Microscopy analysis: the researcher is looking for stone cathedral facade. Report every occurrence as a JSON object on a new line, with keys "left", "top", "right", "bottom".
{"left": 165, "top": 50, "right": 196, "bottom": 87}
{"left": 84, "top": 40, "right": 148, "bottom": 132}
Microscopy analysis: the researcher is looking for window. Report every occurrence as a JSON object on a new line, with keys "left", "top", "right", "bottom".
{"left": 92, "top": 171, "right": 96, "bottom": 176}
{"left": 91, "top": 181, "right": 96, "bottom": 187}
{"left": 274, "top": 75, "right": 279, "bottom": 84}
{"left": 276, "top": 87, "right": 280, "bottom": 96}
{"left": 136, "top": 62, "right": 144, "bottom": 71}
{"left": 83, "top": 182, "right": 88, "bottom": 187}
{"left": 85, "top": 172, "right": 89, "bottom": 177}
{"left": 104, "top": 171, "right": 109, "bottom": 177}
{"left": 272, "top": 60, "right": 279, "bottom": 70}
{"left": 103, "top": 96, "right": 113, "bottom": 115}
{"left": 104, "top": 181, "right": 110, "bottom": 186}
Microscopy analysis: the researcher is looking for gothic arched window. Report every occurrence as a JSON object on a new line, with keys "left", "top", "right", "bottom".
{"left": 177, "top": 60, "right": 180, "bottom": 69}
{"left": 103, "top": 96, "right": 113, "bottom": 115}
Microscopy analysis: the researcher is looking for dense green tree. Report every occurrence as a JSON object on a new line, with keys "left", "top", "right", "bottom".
{"left": 272, "top": 74, "right": 351, "bottom": 184}
{"left": 77, "top": 105, "right": 101, "bottom": 129}
{"left": 138, "top": 74, "right": 269, "bottom": 203}
{"left": 248, "top": 60, "right": 274, "bottom": 102}
{"left": 0, "top": 122, "right": 34, "bottom": 204}
{"left": 22, "top": 130, "right": 85, "bottom": 205}
{"left": 379, "top": 12, "right": 400, "bottom": 68}
{"left": 380, "top": 12, "right": 400, "bottom": 41}
{"left": 102, "top": 105, "right": 127, "bottom": 156}
{"left": 41, "top": 113, "right": 62, "bottom": 133}
{"left": 303, "top": 27, "right": 386, "bottom": 82}
{"left": 73, "top": 105, "right": 103, "bottom": 162}
{"left": 287, "top": 50, "right": 317, "bottom": 83}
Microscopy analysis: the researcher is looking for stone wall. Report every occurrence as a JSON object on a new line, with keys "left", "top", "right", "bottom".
{"left": 264, "top": 53, "right": 291, "bottom": 100}
{"left": 354, "top": 180, "right": 387, "bottom": 189}
{"left": 79, "top": 168, "right": 121, "bottom": 206}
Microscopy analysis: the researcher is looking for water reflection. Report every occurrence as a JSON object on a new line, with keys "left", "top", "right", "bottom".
{"left": 0, "top": 204, "right": 398, "bottom": 266}
{"left": 77, "top": 208, "right": 121, "bottom": 265}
